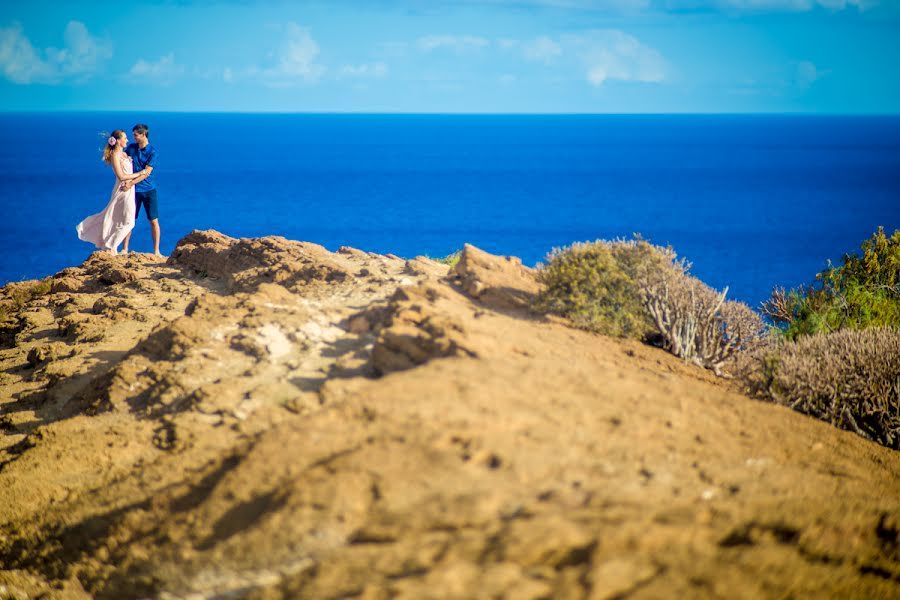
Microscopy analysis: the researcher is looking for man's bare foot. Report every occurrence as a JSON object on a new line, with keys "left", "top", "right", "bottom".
{"left": 154, "top": 251, "right": 164, "bottom": 258}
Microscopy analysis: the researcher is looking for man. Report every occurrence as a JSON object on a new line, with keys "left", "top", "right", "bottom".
{"left": 122, "top": 123, "right": 161, "bottom": 256}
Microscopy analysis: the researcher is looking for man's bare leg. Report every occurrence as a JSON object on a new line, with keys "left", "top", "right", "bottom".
{"left": 150, "top": 219, "right": 162, "bottom": 256}
{"left": 123, "top": 230, "right": 131, "bottom": 254}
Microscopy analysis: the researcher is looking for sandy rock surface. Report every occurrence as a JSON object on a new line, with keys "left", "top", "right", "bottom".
{"left": 0, "top": 231, "right": 898, "bottom": 599}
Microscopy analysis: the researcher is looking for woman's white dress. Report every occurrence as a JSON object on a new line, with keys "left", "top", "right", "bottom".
{"left": 76, "top": 154, "right": 136, "bottom": 255}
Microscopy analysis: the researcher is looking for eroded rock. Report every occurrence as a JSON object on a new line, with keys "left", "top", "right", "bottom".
{"left": 371, "top": 285, "right": 476, "bottom": 374}
{"left": 450, "top": 243, "right": 540, "bottom": 311}
{"left": 168, "top": 230, "right": 352, "bottom": 293}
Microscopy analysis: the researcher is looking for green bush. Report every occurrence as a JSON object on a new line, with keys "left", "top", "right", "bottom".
{"left": 827, "top": 225, "right": 900, "bottom": 289}
{"left": 433, "top": 250, "right": 461, "bottom": 267}
{"left": 533, "top": 239, "right": 671, "bottom": 339}
{"left": 763, "top": 227, "right": 900, "bottom": 338}
{"left": 737, "top": 327, "right": 900, "bottom": 449}
{"left": 421, "top": 250, "right": 462, "bottom": 267}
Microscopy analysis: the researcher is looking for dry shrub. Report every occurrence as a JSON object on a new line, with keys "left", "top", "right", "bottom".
{"left": 638, "top": 266, "right": 769, "bottom": 374}
{"left": 535, "top": 238, "right": 768, "bottom": 374}
{"left": 737, "top": 327, "right": 900, "bottom": 449}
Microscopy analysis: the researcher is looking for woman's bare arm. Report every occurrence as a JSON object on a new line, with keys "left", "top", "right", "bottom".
{"left": 121, "top": 166, "right": 153, "bottom": 190}
{"left": 112, "top": 152, "right": 142, "bottom": 182}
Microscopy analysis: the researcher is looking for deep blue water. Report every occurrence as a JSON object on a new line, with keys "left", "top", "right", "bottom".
{"left": 1, "top": 113, "right": 898, "bottom": 307}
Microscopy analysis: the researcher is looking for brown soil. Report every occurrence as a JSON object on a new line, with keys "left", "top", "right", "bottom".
{"left": 0, "top": 231, "right": 897, "bottom": 599}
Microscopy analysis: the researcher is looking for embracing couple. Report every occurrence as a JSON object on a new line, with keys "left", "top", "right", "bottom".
{"left": 76, "top": 123, "right": 162, "bottom": 257}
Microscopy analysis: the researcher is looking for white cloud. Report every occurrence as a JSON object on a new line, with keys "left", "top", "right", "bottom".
{"left": 261, "top": 22, "right": 325, "bottom": 85}
{"left": 0, "top": 23, "right": 52, "bottom": 84}
{"left": 522, "top": 36, "right": 563, "bottom": 63}
{"left": 793, "top": 59, "right": 828, "bottom": 88}
{"left": 663, "top": 0, "right": 877, "bottom": 11}
{"left": 50, "top": 21, "right": 112, "bottom": 78}
{"left": 566, "top": 30, "right": 665, "bottom": 86}
{"left": 496, "top": 31, "right": 663, "bottom": 86}
{"left": 795, "top": 60, "right": 817, "bottom": 85}
{"left": 464, "top": 0, "right": 876, "bottom": 11}
{"left": 223, "top": 67, "right": 234, "bottom": 83}
{"left": 339, "top": 62, "right": 388, "bottom": 79}
{"left": 128, "top": 53, "right": 185, "bottom": 85}
{"left": 377, "top": 41, "right": 408, "bottom": 58}
{"left": 462, "top": 0, "right": 651, "bottom": 9}
{"left": 0, "top": 21, "right": 110, "bottom": 84}
{"left": 418, "top": 35, "right": 490, "bottom": 53}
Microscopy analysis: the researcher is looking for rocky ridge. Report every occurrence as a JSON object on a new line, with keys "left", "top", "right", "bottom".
{"left": 0, "top": 230, "right": 897, "bottom": 599}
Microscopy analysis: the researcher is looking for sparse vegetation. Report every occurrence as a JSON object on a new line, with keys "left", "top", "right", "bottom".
{"left": 737, "top": 228, "right": 900, "bottom": 449}
{"left": 737, "top": 327, "right": 900, "bottom": 449}
{"left": 637, "top": 257, "right": 768, "bottom": 374}
{"left": 1, "top": 278, "right": 53, "bottom": 316}
{"left": 536, "top": 231, "right": 898, "bottom": 447}
{"left": 429, "top": 250, "right": 462, "bottom": 267}
{"left": 534, "top": 238, "right": 768, "bottom": 373}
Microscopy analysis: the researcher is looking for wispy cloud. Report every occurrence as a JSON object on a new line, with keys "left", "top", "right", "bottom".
{"left": 223, "top": 24, "right": 390, "bottom": 87}
{"left": 663, "top": 0, "right": 877, "bottom": 12}
{"left": 567, "top": 30, "right": 666, "bottom": 86}
{"left": 51, "top": 21, "right": 112, "bottom": 79}
{"left": 463, "top": 0, "right": 877, "bottom": 11}
{"left": 376, "top": 41, "right": 409, "bottom": 59}
{"left": 249, "top": 22, "right": 326, "bottom": 87}
{"left": 522, "top": 36, "right": 563, "bottom": 63}
{"left": 458, "top": 0, "right": 651, "bottom": 10}
{"left": 339, "top": 62, "right": 389, "bottom": 79}
{"left": 0, "top": 21, "right": 111, "bottom": 84}
{"left": 128, "top": 53, "right": 185, "bottom": 85}
{"left": 416, "top": 29, "right": 663, "bottom": 89}
{"left": 418, "top": 35, "right": 490, "bottom": 53}
{"left": 793, "top": 59, "right": 828, "bottom": 88}
{"left": 0, "top": 23, "right": 51, "bottom": 83}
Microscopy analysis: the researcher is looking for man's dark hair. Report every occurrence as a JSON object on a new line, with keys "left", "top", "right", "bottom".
{"left": 133, "top": 123, "right": 149, "bottom": 135}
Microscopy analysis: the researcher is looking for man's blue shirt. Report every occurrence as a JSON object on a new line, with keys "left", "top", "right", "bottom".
{"left": 125, "top": 142, "right": 157, "bottom": 192}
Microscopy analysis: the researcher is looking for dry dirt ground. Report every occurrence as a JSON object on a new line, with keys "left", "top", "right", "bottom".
{"left": 0, "top": 230, "right": 898, "bottom": 599}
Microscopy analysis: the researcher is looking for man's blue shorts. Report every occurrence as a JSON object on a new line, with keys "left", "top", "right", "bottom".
{"left": 135, "top": 189, "right": 159, "bottom": 221}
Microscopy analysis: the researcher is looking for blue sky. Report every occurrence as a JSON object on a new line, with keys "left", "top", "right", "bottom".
{"left": 1, "top": 0, "right": 898, "bottom": 113}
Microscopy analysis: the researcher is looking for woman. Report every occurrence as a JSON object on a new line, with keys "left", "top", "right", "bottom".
{"left": 76, "top": 129, "right": 141, "bottom": 256}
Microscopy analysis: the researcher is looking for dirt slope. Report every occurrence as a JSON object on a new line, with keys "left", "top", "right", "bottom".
{"left": 0, "top": 231, "right": 897, "bottom": 599}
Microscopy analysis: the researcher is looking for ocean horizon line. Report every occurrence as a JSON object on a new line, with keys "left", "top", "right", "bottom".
{"left": 3, "top": 110, "right": 900, "bottom": 117}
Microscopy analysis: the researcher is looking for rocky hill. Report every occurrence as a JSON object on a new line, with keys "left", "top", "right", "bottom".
{"left": 0, "top": 230, "right": 898, "bottom": 599}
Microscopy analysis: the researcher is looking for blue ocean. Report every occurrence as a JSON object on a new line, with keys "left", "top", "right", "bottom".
{"left": 1, "top": 113, "right": 898, "bottom": 307}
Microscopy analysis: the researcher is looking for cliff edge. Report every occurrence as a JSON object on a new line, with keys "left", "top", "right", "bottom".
{"left": 0, "top": 231, "right": 897, "bottom": 599}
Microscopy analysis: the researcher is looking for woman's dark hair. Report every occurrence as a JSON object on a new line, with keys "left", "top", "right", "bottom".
{"left": 132, "top": 123, "right": 149, "bottom": 135}
{"left": 102, "top": 129, "right": 126, "bottom": 165}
